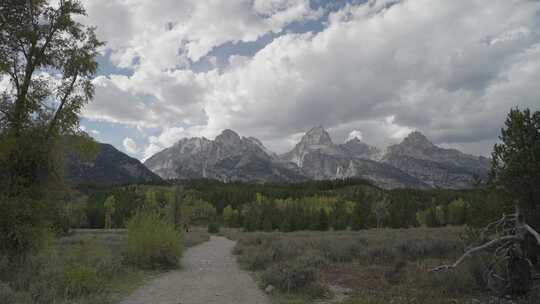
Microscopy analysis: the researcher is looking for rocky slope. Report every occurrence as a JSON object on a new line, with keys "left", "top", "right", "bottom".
{"left": 381, "top": 131, "right": 490, "bottom": 188}
{"left": 144, "top": 127, "right": 490, "bottom": 189}
{"left": 144, "top": 129, "right": 305, "bottom": 183}
{"left": 281, "top": 126, "right": 428, "bottom": 189}
{"left": 67, "top": 143, "right": 162, "bottom": 186}
{"left": 339, "top": 137, "right": 383, "bottom": 161}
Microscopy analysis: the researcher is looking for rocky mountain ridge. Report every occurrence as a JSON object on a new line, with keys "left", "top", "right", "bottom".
{"left": 144, "top": 129, "right": 304, "bottom": 183}
{"left": 143, "top": 127, "right": 490, "bottom": 189}
{"left": 382, "top": 131, "right": 490, "bottom": 188}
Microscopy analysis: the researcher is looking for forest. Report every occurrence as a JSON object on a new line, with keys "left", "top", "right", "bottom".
{"left": 74, "top": 178, "right": 511, "bottom": 233}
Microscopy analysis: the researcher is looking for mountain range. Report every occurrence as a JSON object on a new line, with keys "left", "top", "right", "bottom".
{"left": 143, "top": 129, "right": 305, "bottom": 183}
{"left": 143, "top": 126, "right": 491, "bottom": 189}
{"left": 66, "top": 143, "right": 162, "bottom": 186}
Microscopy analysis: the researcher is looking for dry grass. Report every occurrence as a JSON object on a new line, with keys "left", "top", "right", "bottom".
{"left": 222, "top": 227, "right": 540, "bottom": 304}
{"left": 0, "top": 226, "right": 211, "bottom": 304}
{"left": 66, "top": 226, "right": 209, "bottom": 250}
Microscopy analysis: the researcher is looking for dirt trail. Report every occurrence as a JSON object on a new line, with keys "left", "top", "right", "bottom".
{"left": 120, "top": 236, "right": 270, "bottom": 304}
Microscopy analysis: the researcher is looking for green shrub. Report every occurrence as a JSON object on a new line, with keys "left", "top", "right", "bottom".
{"left": 55, "top": 238, "right": 116, "bottom": 298}
{"left": 0, "top": 282, "right": 15, "bottom": 304}
{"left": 58, "top": 264, "right": 102, "bottom": 297}
{"left": 124, "top": 211, "right": 183, "bottom": 269}
{"left": 238, "top": 247, "right": 273, "bottom": 271}
{"left": 268, "top": 238, "right": 305, "bottom": 262}
{"left": 208, "top": 222, "right": 220, "bottom": 234}
{"left": 318, "top": 238, "right": 365, "bottom": 262}
{"left": 262, "top": 255, "right": 326, "bottom": 294}
{"left": 0, "top": 196, "right": 51, "bottom": 257}
{"left": 2, "top": 235, "right": 119, "bottom": 303}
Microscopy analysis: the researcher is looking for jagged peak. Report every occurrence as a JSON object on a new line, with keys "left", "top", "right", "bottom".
{"left": 307, "top": 125, "right": 325, "bottom": 133}
{"left": 215, "top": 129, "right": 241, "bottom": 144}
{"left": 219, "top": 129, "right": 240, "bottom": 137}
{"left": 246, "top": 136, "right": 263, "bottom": 146}
{"left": 301, "top": 125, "right": 333, "bottom": 146}
{"left": 400, "top": 131, "right": 434, "bottom": 148}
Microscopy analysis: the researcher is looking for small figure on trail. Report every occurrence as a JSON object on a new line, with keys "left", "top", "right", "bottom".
{"left": 183, "top": 223, "right": 191, "bottom": 233}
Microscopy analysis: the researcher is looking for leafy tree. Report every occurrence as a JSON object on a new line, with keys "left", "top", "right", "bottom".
{"left": 387, "top": 191, "right": 420, "bottom": 228}
{"left": 447, "top": 198, "right": 467, "bottom": 225}
{"left": 222, "top": 205, "right": 235, "bottom": 227}
{"left": 0, "top": 0, "right": 102, "bottom": 257}
{"left": 230, "top": 209, "right": 242, "bottom": 228}
{"left": 416, "top": 210, "right": 427, "bottom": 227}
{"left": 424, "top": 207, "right": 439, "bottom": 227}
{"left": 145, "top": 190, "right": 158, "bottom": 211}
{"left": 184, "top": 196, "right": 216, "bottom": 225}
{"left": 0, "top": 0, "right": 103, "bottom": 194}
{"left": 491, "top": 108, "right": 540, "bottom": 227}
{"left": 331, "top": 201, "right": 349, "bottom": 230}
{"left": 435, "top": 205, "right": 447, "bottom": 226}
{"left": 317, "top": 208, "right": 329, "bottom": 231}
{"left": 242, "top": 204, "right": 259, "bottom": 232}
{"left": 351, "top": 201, "right": 369, "bottom": 230}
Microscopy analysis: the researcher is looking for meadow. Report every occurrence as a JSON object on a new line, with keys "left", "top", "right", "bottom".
{"left": 222, "top": 227, "right": 540, "bottom": 304}
{"left": 0, "top": 227, "right": 209, "bottom": 304}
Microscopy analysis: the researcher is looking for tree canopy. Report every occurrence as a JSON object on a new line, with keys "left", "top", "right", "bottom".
{"left": 0, "top": 0, "right": 103, "bottom": 194}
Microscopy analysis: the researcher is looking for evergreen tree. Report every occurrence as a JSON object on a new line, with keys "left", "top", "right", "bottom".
{"left": 317, "top": 208, "right": 329, "bottom": 231}
{"left": 424, "top": 207, "right": 439, "bottom": 227}
{"left": 262, "top": 217, "right": 273, "bottom": 232}
{"left": 104, "top": 195, "right": 116, "bottom": 229}
{"left": 351, "top": 201, "right": 368, "bottom": 230}
{"left": 280, "top": 216, "right": 292, "bottom": 232}
{"left": 331, "top": 201, "right": 349, "bottom": 230}
{"left": 491, "top": 108, "right": 540, "bottom": 227}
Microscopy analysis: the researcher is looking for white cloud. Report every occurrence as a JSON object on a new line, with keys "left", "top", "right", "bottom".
{"left": 193, "top": 0, "right": 540, "bottom": 155}
{"left": 82, "top": 0, "right": 540, "bottom": 158}
{"left": 347, "top": 130, "right": 363, "bottom": 141}
{"left": 80, "top": 0, "right": 321, "bottom": 68}
{"left": 123, "top": 137, "right": 139, "bottom": 154}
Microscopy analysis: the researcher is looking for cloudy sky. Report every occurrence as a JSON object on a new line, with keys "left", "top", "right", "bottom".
{"left": 77, "top": 0, "right": 540, "bottom": 160}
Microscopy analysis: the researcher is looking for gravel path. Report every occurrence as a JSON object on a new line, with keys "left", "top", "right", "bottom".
{"left": 120, "top": 236, "right": 270, "bottom": 304}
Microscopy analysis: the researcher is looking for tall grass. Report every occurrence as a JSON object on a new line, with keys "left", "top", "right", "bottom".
{"left": 226, "top": 227, "right": 540, "bottom": 304}
{"left": 0, "top": 234, "right": 124, "bottom": 304}
{"left": 124, "top": 211, "right": 183, "bottom": 269}
{"left": 225, "top": 228, "right": 477, "bottom": 302}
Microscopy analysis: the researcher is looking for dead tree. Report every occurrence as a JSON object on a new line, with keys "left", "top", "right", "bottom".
{"left": 431, "top": 207, "right": 540, "bottom": 296}
{"left": 373, "top": 198, "right": 390, "bottom": 229}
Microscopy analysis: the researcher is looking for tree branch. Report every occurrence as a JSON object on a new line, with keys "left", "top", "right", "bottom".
{"left": 9, "top": 59, "right": 20, "bottom": 92}
{"left": 429, "top": 235, "right": 521, "bottom": 272}
{"left": 47, "top": 72, "right": 78, "bottom": 137}
{"left": 35, "top": 4, "right": 62, "bottom": 66}
{"left": 523, "top": 224, "right": 540, "bottom": 246}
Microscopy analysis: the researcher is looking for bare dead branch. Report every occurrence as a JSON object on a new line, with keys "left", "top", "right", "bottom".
{"left": 523, "top": 224, "right": 540, "bottom": 246}
{"left": 430, "top": 235, "right": 521, "bottom": 272}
